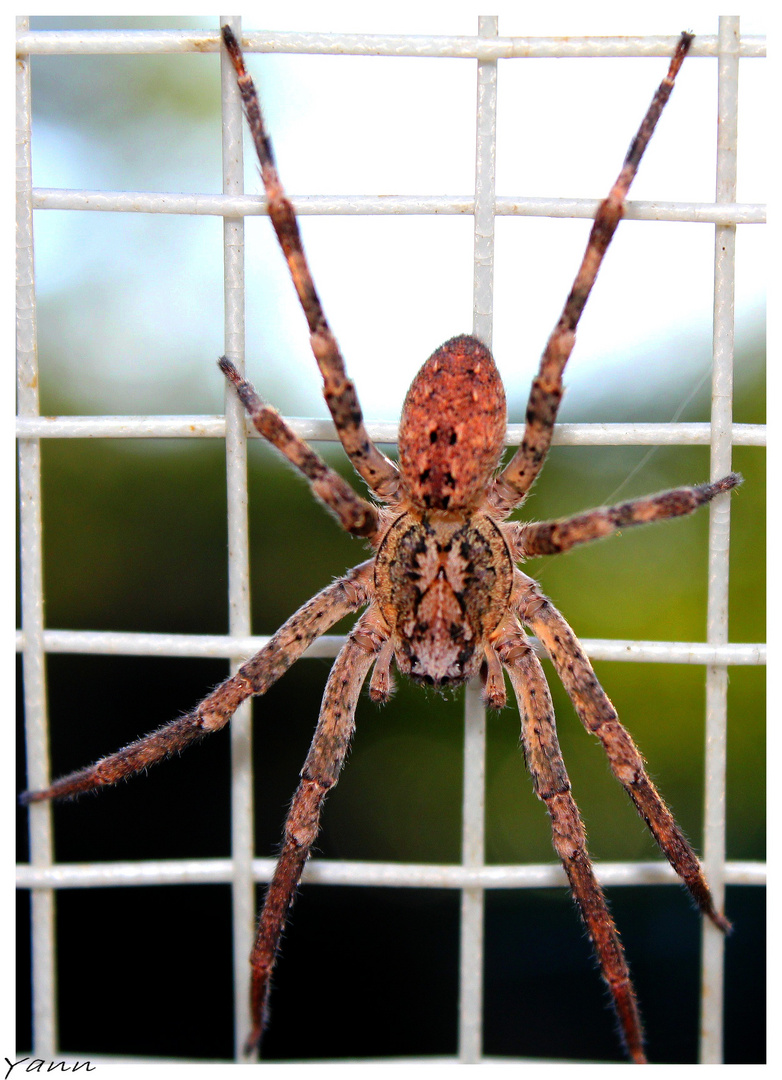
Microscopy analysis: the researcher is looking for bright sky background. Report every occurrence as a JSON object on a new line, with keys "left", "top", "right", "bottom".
{"left": 27, "top": 2, "right": 766, "bottom": 428}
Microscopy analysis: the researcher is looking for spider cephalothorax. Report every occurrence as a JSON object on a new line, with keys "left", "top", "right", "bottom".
{"left": 374, "top": 497, "right": 514, "bottom": 692}
{"left": 22, "top": 26, "right": 741, "bottom": 1064}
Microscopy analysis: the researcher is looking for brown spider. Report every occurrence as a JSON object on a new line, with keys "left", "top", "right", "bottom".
{"left": 22, "top": 26, "right": 740, "bottom": 1064}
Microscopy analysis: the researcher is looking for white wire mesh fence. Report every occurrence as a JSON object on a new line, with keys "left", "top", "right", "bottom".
{"left": 16, "top": 14, "right": 765, "bottom": 1066}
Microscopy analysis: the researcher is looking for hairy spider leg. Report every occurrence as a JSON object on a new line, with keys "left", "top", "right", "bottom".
{"left": 499, "top": 629, "right": 646, "bottom": 1063}
{"left": 505, "top": 474, "right": 742, "bottom": 559}
{"left": 21, "top": 562, "right": 374, "bottom": 804}
{"left": 245, "top": 609, "right": 387, "bottom": 1055}
{"left": 493, "top": 32, "right": 694, "bottom": 513}
{"left": 221, "top": 25, "right": 399, "bottom": 499}
{"left": 514, "top": 573, "right": 732, "bottom": 933}
{"left": 219, "top": 357, "right": 379, "bottom": 540}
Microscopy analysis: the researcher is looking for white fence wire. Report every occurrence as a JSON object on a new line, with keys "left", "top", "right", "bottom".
{"left": 16, "top": 14, "right": 766, "bottom": 1066}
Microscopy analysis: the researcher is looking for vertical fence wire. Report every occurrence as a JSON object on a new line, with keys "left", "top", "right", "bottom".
{"left": 219, "top": 13, "right": 256, "bottom": 1060}
{"left": 16, "top": 13, "right": 57, "bottom": 1060}
{"left": 700, "top": 14, "right": 741, "bottom": 1064}
{"left": 458, "top": 15, "right": 498, "bottom": 1063}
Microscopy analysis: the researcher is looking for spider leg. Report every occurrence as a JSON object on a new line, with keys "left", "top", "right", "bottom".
{"left": 219, "top": 357, "right": 379, "bottom": 540}
{"left": 245, "top": 607, "right": 386, "bottom": 1055}
{"left": 497, "top": 626, "right": 646, "bottom": 1064}
{"left": 492, "top": 33, "right": 694, "bottom": 514}
{"left": 514, "top": 571, "right": 731, "bottom": 933}
{"left": 21, "top": 560, "right": 374, "bottom": 804}
{"left": 506, "top": 473, "right": 741, "bottom": 559}
{"left": 221, "top": 26, "right": 399, "bottom": 500}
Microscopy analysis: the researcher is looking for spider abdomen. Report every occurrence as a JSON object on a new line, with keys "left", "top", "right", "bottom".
{"left": 374, "top": 510, "right": 513, "bottom": 686}
{"left": 397, "top": 335, "right": 507, "bottom": 511}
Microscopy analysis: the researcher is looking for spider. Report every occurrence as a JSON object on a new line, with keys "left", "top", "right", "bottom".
{"left": 21, "top": 26, "right": 740, "bottom": 1065}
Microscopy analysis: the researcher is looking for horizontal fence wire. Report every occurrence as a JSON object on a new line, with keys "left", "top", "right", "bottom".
{"left": 27, "top": 188, "right": 769, "bottom": 223}
{"left": 13, "top": 628, "right": 766, "bottom": 666}
{"left": 15, "top": 28, "right": 767, "bottom": 58}
{"left": 14, "top": 416, "right": 767, "bottom": 444}
{"left": 16, "top": 15, "right": 765, "bottom": 1066}
{"left": 16, "top": 857, "right": 766, "bottom": 892}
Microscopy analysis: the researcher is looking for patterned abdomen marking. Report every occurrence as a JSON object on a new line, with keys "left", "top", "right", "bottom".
{"left": 397, "top": 335, "right": 507, "bottom": 511}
